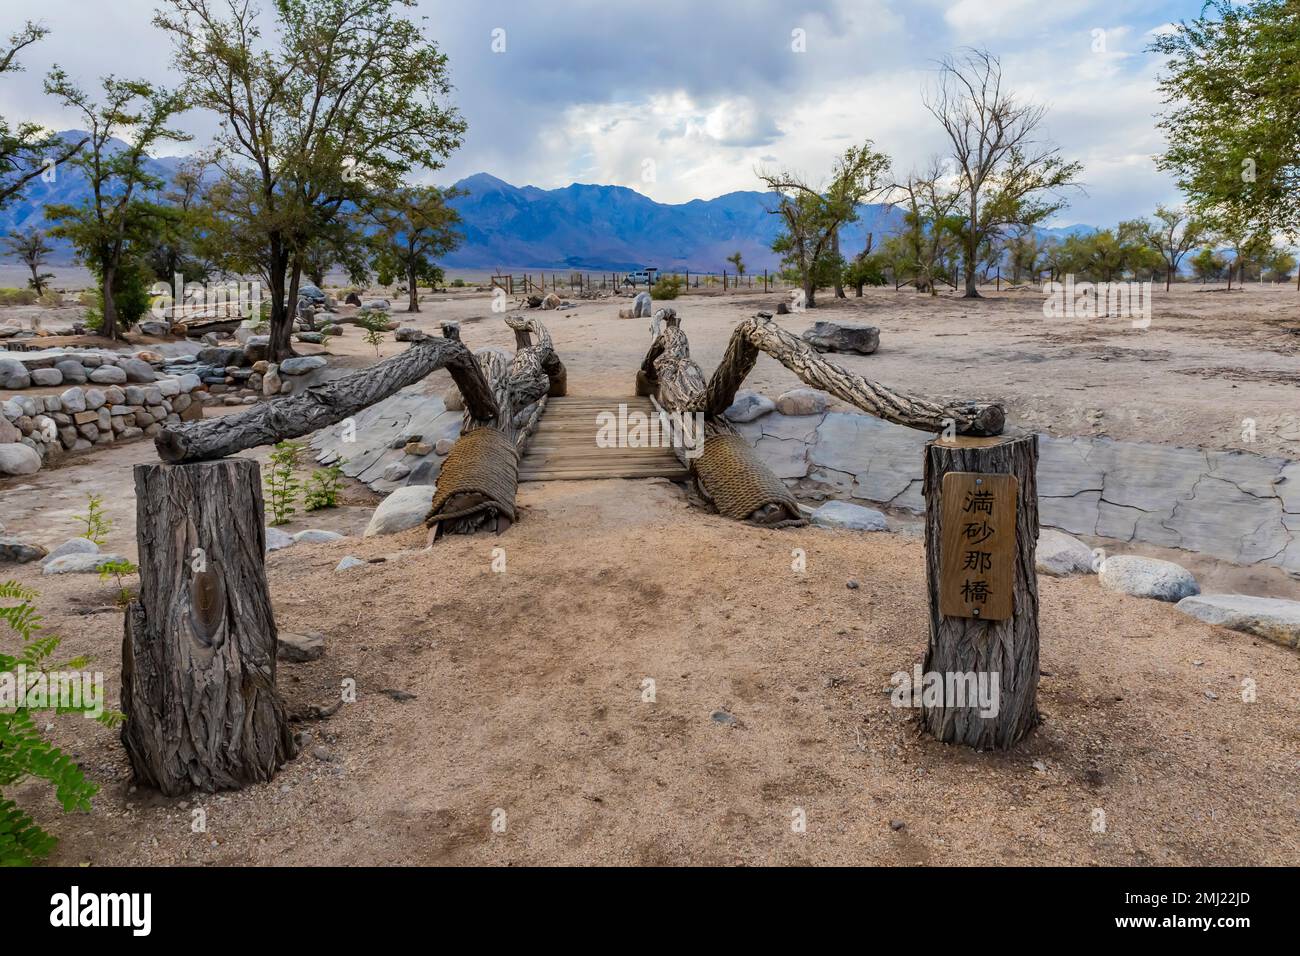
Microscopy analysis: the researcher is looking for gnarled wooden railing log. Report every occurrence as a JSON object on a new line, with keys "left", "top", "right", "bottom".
{"left": 702, "top": 312, "right": 1005, "bottom": 435}
{"left": 154, "top": 335, "right": 500, "bottom": 464}
{"left": 429, "top": 315, "right": 563, "bottom": 539}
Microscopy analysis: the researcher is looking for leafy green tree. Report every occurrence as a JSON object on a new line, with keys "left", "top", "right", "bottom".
{"left": 155, "top": 0, "right": 467, "bottom": 361}
{"left": 891, "top": 160, "right": 963, "bottom": 294}
{"left": 1190, "top": 245, "right": 1227, "bottom": 284}
{"left": 0, "top": 23, "right": 86, "bottom": 212}
{"left": 1263, "top": 247, "right": 1297, "bottom": 284}
{"left": 364, "top": 186, "right": 463, "bottom": 312}
{"left": 1152, "top": 0, "right": 1300, "bottom": 274}
{"left": 760, "top": 141, "right": 890, "bottom": 308}
{"left": 42, "top": 70, "right": 188, "bottom": 339}
{"left": 926, "top": 49, "right": 1082, "bottom": 298}
{"left": 141, "top": 161, "right": 214, "bottom": 287}
{"left": 2, "top": 227, "right": 54, "bottom": 294}
{"left": 1144, "top": 205, "right": 1208, "bottom": 289}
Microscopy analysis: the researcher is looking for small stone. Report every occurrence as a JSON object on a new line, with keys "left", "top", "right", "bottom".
{"left": 889, "top": 819, "right": 906, "bottom": 831}
{"left": 42, "top": 552, "right": 130, "bottom": 575}
{"left": 724, "top": 390, "right": 776, "bottom": 423}
{"left": 1036, "top": 529, "right": 1096, "bottom": 577}
{"left": 293, "top": 529, "right": 344, "bottom": 544}
{"left": 310, "top": 746, "right": 335, "bottom": 762}
{"left": 0, "top": 443, "right": 41, "bottom": 476}
{"left": 277, "top": 630, "right": 325, "bottom": 662}
{"left": 403, "top": 440, "right": 433, "bottom": 457}
{"left": 381, "top": 462, "right": 410, "bottom": 482}
{"left": 88, "top": 365, "right": 127, "bottom": 385}
{"left": 775, "top": 388, "right": 830, "bottom": 416}
{"left": 30, "top": 367, "right": 63, "bottom": 387}
{"left": 279, "top": 356, "right": 327, "bottom": 375}
{"left": 434, "top": 438, "right": 455, "bottom": 456}
{"left": 846, "top": 579, "right": 860, "bottom": 590}
{"left": 265, "top": 527, "right": 295, "bottom": 552}
{"left": 364, "top": 485, "right": 437, "bottom": 537}
{"left": 1099, "top": 555, "right": 1199, "bottom": 602}
{"left": 710, "top": 710, "right": 737, "bottom": 726}
{"left": 335, "top": 555, "right": 366, "bottom": 571}
{"left": 40, "top": 537, "right": 99, "bottom": 565}
{"left": 0, "top": 536, "right": 47, "bottom": 564}
{"left": 801, "top": 321, "right": 880, "bottom": 355}
{"left": 811, "top": 500, "right": 887, "bottom": 531}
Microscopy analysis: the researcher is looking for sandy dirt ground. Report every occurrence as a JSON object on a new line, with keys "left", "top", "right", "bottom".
{"left": 2, "top": 283, "right": 1299, "bottom": 866}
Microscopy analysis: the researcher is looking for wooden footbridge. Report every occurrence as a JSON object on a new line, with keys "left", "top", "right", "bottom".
{"left": 517, "top": 396, "right": 689, "bottom": 482}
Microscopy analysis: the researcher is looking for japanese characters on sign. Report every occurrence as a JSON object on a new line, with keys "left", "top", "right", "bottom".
{"left": 939, "top": 472, "right": 1018, "bottom": 621}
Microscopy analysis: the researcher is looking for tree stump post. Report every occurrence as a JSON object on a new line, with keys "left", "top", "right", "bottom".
{"left": 921, "top": 434, "right": 1039, "bottom": 749}
{"left": 121, "top": 458, "right": 295, "bottom": 795}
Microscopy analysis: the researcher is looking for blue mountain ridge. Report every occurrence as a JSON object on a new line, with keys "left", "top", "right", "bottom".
{"left": 2, "top": 132, "right": 1099, "bottom": 273}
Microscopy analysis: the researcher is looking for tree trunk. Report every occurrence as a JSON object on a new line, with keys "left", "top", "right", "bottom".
{"left": 921, "top": 434, "right": 1039, "bottom": 749}
{"left": 101, "top": 263, "right": 120, "bottom": 340}
{"left": 702, "top": 313, "right": 1004, "bottom": 435}
{"left": 121, "top": 458, "right": 295, "bottom": 795}
{"left": 803, "top": 277, "right": 816, "bottom": 309}
{"left": 267, "top": 246, "right": 294, "bottom": 363}
{"left": 155, "top": 336, "right": 499, "bottom": 463}
{"left": 832, "top": 228, "right": 846, "bottom": 299}
{"left": 407, "top": 261, "right": 420, "bottom": 312}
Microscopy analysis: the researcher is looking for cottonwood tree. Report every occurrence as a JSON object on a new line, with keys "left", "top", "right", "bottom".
{"left": 2, "top": 226, "right": 54, "bottom": 294}
{"left": 926, "top": 49, "right": 1082, "bottom": 298}
{"left": 891, "top": 159, "right": 963, "bottom": 295}
{"left": 43, "top": 70, "right": 188, "bottom": 339}
{"left": 1145, "top": 205, "right": 1207, "bottom": 290}
{"left": 0, "top": 22, "right": 86, "bottom": 211}
{"left": 155, "top": 0, "right": 467, "bottom": 361}
{"left": 1152, "top": 0, "right": 1299, "bottom": 287}
{"left": 364, "top": 185, "right": 463, "bottom": 312}
{"left": 759, "top": 141, "right": 890, "bottom": 308}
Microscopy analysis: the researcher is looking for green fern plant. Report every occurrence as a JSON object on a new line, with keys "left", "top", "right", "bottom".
{"left": 304, "top": 461, "right": 345, "bottom": 511}
{"left": 75, "top": 493, "right": 111, "bottom": 547}
{"left": 1, "top": 581, "right": 117, "bottom": 866}
{"left": 265, "top": 440, "right": 305, "bottom": 525}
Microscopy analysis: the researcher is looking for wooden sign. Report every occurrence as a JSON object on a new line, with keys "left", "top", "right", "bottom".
{"left": 939, "top": 472, "right": 1018, "bottom": 621}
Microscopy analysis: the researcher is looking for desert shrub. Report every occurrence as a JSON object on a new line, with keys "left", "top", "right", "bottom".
{"left": 265, "top": 440, "right": 305, "bottom": 525}
{"left": 97, "top": 559, "right": 138, "bottom": 608}
{"left": 450, "top": 278, "right": 466, "bottom": 288}
{"left": 304, "top": 461, "right": 345, "bottom": 511}
{"left": 37, "top": 290, "right": 62, "bottom": 309}
{"left": 357, "top": 311, "right": 388, "bottom": 356}
{"left": 0, "top": 288, "right": 38, "bottom": 306}
{"left": 75, "top": 494, "right": 112, "bottom": 547}
{"left": 651, "top": 274, "right": 683, "bottom": 300}
{"left": 0, "top": 581, "right": 118, "bottom": 866}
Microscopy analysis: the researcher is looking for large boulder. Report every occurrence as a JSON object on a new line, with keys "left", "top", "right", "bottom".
{"left": 1098, "top": 555, "right": 1199, "bottom": 602}
{"left": 30, "top": 367, "right": 63, "bottom": 387}
{"left": 0, "top": 358, "right": 31, "bottom": 390}
{"left": 298, "top": 283, "right": 327, "bottom": 304}
{"left": 0, "top": 443, "right": 41, "bottom": 476}
{"left": 364, "top": 484, "right": 436, "bottom": 537}
{"left": 632, "top": 291, "right": 653, "bottom": 318}
{"left": 0, "top": 536, "right": 47, "bottom": 564}
{"left": 265, "top": 527, "right": 295, "bottom": 552}
{"left": 801, "top": 320, "right": 880, "bottom": 355}
{"left": 1036, "top": 529, "right": 1096, "bottom": 576}
{"left": 724, "top": 390, "right": 776, "bottom": 423}
{"left": 292, "top": 528, "right": 344, "bottom": 544}
{"left": 1175, "top": 594, "right": 1300, "bottom": 649}
{"left": 775, "top": 388, "right": 830, "bottom": 416}
{"left": 810, "top": 500, "right": 887, "bottom": 531}
{"left": 197, "top": 345, "right": 244, "bottom": 368}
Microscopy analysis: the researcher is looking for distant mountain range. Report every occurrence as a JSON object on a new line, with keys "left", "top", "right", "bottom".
{"left": 1, "top": 131, "right": 1099, "bottom": 273}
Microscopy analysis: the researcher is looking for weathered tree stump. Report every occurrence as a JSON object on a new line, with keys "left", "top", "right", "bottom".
{"left": 921, "top": 433, "right": 1039, "bottom": 749}
{"left": 121, "top": 458, "right": 295, "bottom": 795}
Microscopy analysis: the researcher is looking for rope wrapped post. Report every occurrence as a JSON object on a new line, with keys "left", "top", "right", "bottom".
{"left": 425, "top": 316, "right": 564, "bottom": 540}
{"left": 635, "top": 312, "right": 803, "bottom": 527}
{"left": 921, "top": 434, "right": 1040, "bottom": 749}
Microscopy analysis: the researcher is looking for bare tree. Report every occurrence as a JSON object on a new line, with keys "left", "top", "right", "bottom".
{"left": 2, "top": 226, "right": 54, "bottom": 294}
{"left": 925, "top": 49, "right": 1081, "bottom": 298}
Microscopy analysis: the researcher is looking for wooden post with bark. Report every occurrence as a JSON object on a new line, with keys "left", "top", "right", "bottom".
{"left": 121, "top": 458, "right": 296, "bottom": 795}
{"left": 921, "top": 433, "right": 1040, "bottom": 749}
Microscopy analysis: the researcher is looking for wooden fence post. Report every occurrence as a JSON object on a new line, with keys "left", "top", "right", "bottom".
{"left": 121, "top": 458, "right": 296, "bottom": 795}
{"left": 921, "top": 433, "right": 1040, "bottom": 750}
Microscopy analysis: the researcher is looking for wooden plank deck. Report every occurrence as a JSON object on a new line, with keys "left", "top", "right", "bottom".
{"left": 517, "top": 396, "right": 690, "bottom": 482}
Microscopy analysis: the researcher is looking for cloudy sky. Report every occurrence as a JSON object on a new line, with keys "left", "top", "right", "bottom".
{"left": 1, "top": 0, "right": 1200, "bottom": 227}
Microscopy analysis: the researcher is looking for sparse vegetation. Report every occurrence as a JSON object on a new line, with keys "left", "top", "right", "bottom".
{"left": 265, "top": 441, "right": 305, "bottom": 525}
{"left": 75, "top": 493, "right": 111, "bottom": 546}
{"left": 97, "top": 558, "right": 138, "bottom": 607}
{"left": 304, "top": 461, "right": 345, "bottom": 511}
{"left": 650, "top": 274, "right": 682, "bottom": 300}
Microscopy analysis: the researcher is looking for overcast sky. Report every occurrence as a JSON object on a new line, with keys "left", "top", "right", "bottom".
{"left": 1, "top": 0, "right": 1199, "bottom": 227}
